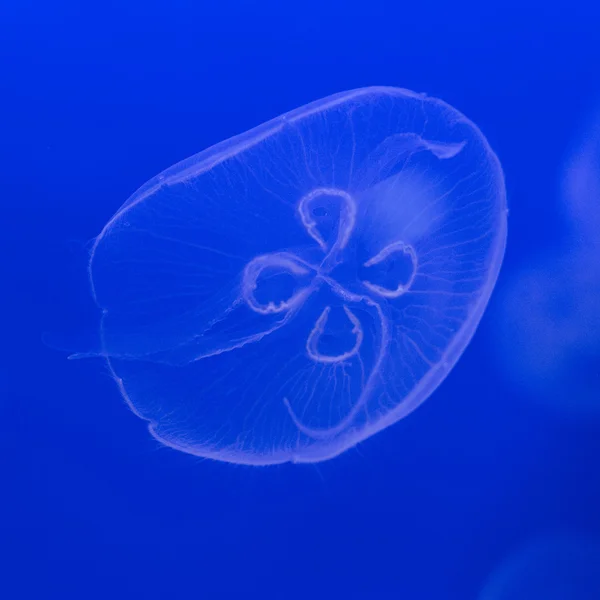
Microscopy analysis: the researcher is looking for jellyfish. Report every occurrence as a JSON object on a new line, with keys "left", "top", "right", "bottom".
{"left": 479, "top": 534, "right": 600, "bottom": 600}
{"left": 83, "top": 87, "right": 507, "bottom": 465}
{"left": 493, "top": 103, "right": 600, "bottom": 417}
{"left": 561, "top": 106, "right": 600, "bottom": 247}
{"left": 494, "top": 249, "right": 600, "bottom": 416}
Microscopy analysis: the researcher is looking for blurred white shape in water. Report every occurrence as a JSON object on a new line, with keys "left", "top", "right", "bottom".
{"left": 479, "top": 534, "right": 600, "bottom": 600}
{"left": 562, "top": 108, "right": 600, "bottom": 247}
{"left": 494, "top": 104, "right": 600, "bottom": 417}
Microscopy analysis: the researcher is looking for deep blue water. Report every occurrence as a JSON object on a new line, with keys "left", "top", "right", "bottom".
{"left": 2, "top": 1, "right": 600, "bottom": 598}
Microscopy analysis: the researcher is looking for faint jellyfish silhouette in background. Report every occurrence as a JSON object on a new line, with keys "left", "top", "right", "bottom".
{"left": 493, "top": 105, "right": 600, "bottom": 417}
{"left": 479, "top": 534, "right": 600, "bottom": 600}
{"left": 83, "top": 87, "right": 507, "bottom": 465}
{"left": 561, "top": 107, "right": 600, "bottom": 246}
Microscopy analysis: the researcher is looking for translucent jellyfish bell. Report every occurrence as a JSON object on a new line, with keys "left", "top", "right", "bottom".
{"left": 87, "top": 87, "right": 507, "bottom": 465}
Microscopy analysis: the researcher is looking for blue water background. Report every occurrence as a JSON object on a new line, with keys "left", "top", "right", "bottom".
{"left": 2, "top": 1, "right": 600, "bottom": 598}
